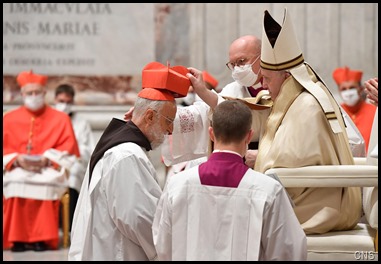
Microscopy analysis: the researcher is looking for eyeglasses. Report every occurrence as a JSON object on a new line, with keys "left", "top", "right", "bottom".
{"left": 153, "top": 110, "right": 175, "bottom": 126}
{"left": 225, "top": 55, "right": 260, "bottom": 71}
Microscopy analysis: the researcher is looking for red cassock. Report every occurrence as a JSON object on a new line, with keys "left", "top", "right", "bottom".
{"left": 341, "top": 101, "right": 377, "bottom": 153}
{"left": 3, "top": 105, "right": 80, "bottom": 250}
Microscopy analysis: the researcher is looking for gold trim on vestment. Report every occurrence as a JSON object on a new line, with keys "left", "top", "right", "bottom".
{"left": 325, "top": 112, "right": 337, "bottom": 120}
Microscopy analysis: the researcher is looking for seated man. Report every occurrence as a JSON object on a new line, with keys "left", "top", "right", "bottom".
{"left": 153, "top": 100, "right": 307, "bottom": 261}
{"left": 3, "top": 70, "right": 80, "bottom": 252}
{"left": 185, "top": 8, "right": 362, "bottom": 235}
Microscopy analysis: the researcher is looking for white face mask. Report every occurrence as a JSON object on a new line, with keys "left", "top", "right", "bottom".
{"left": 231, "top": 56, "right": 260, "bottom": 87}
{"left": 23, "top": 94, "right": 45, "bottom": 111}
{"left": 341, "top": 89, "right": 360, "bottom": 107}
{"left": 55, "top": 102, "right": 72, "bottom": 114}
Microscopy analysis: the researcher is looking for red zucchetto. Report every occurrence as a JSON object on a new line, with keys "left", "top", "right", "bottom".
{"left": 137, "top": 87, "right": 175, "bottom": 101}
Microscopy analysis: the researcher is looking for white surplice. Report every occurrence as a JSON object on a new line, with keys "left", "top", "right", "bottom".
{"left": 153, "top": 166, "right": 307, "bottom": 261}
{"left": 68, "top": 142, "right": 161, "bottom": 261}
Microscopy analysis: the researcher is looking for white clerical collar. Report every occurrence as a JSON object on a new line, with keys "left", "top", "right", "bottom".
{"left": 212, "top": 149, "right": 242, "bottom": 157}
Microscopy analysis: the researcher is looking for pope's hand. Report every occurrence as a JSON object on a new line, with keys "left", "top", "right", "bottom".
{"left": 244, "top": 149, "right": 258, "bottom": 169}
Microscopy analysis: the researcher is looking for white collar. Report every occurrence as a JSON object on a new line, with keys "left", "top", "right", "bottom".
{"left": 212, "top": 149, "right": 242, "bottom": 157}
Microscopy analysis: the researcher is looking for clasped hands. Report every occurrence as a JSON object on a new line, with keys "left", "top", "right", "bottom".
{"left": 15, "top": 154, "right": 50, "bottom": 173}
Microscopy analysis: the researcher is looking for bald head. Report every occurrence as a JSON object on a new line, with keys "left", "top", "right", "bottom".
{"left": 228, "top": 35, "right": 261, "bottom": 61}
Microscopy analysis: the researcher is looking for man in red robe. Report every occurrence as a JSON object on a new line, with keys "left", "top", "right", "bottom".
{"left": 333, "top": 66, "right": 377, "bottom": 153}
{"left": 3, "top": 70, "right": 80, "bottom": 252}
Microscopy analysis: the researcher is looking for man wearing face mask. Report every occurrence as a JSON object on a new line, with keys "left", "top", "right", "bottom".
{"left": 186, "top": 8, "right": 364, "bottom": 235}
{"left": 221, "top": 35, "right": 265, "bottom": 98}
{"left": 333, "top": 66, "right": 377, "bottom": 152}
{"left": 3, "top": 70, "right": 80, "bottom": 252}
{"left": 155, "top": 35, "right": 270, "bottom": 170}
{"left": 54, "top": 84, "right": 95, "bottom": 231}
